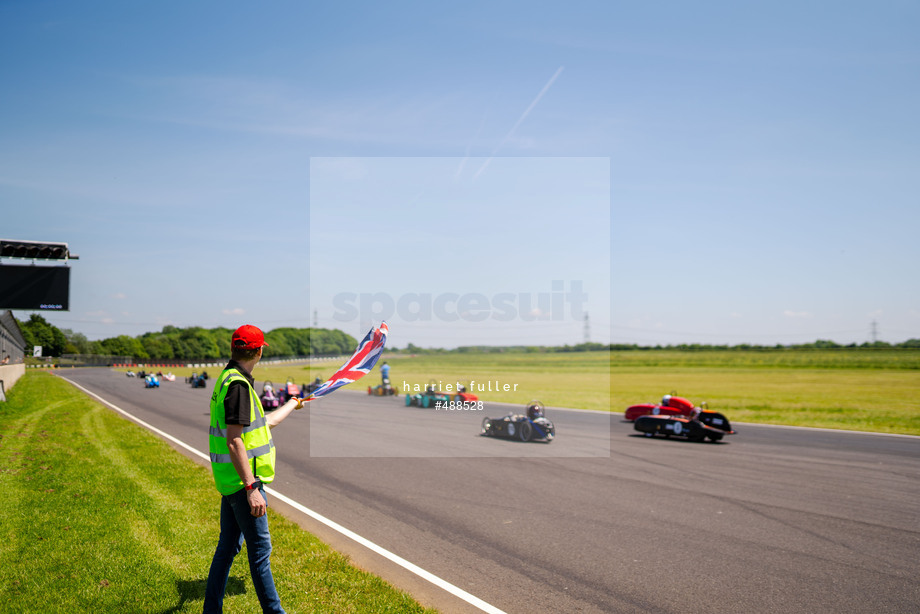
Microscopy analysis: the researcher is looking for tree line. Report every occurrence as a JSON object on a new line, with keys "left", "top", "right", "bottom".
{"left": 15, "top": 314, "right": 357, "bottom": 361}
{"left": 14, "top": 314, "right": 920, "bottom": 360}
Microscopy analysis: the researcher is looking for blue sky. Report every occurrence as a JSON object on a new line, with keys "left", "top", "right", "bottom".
{"left": 309, "top": 156, "right": 609, "bottom": 347}
{"left": 1, "top": 1, "right": 917, "bottom": 347}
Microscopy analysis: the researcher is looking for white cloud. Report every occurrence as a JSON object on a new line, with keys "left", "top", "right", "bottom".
{"left": 783, "top": 310, "right": 812, "bottom": 319}
{"left": 222, "top": 307, "right": 245, "bottom": 316}
{"left": 112, "top": 292, "right": 127, "bottom": 299}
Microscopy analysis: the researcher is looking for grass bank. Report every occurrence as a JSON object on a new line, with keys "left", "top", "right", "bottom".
{"left": 0, "top": 371, "right": 436, "bottom": 614}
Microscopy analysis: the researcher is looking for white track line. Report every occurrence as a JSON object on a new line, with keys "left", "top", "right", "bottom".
{"left": 63, "top": 377, "right": 208, "bottom": 460}
{"left": 731, "top": 420, "right": 920, "bottom": 439}
{"left": 60, "top": 376, "right": 507, "bottom": 614}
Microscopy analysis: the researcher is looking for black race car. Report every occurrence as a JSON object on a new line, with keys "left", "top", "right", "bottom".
{"left": 187, "top": 372, "right": 207, "bottom": 388}
{"left": 481, "top": 401, "right": 555, "bottom": 443}
{"left": 303, "top": 376, "right": 323, "bottom": 396}
{"left": 633, "top": 410, "right": 735, "bottom": 442}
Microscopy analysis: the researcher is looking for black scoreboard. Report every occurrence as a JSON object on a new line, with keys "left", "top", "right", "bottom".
{"left": 0, "top": 264, "right": 70, "bottom": 310}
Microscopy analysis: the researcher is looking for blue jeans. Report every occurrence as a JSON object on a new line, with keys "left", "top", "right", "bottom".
{"left": 203, "top": 486, "right": 285, "bottom": 614}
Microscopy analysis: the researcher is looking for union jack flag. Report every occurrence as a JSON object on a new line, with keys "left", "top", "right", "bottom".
{"left": 307, "top": 322, "right": 389, "bottom": 400}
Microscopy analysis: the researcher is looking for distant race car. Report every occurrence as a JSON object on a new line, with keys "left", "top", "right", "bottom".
{"left": 302, "top": 377, "right": 323, "bottom": 397}
{"left": 278, "top": 378, "right": 301, "bottom": 403}
{"left": 444, "top": 381, "right": 478, "bottom": 403}
{"left": 125, "top": 370, "right": 136, "bottom": 378}
{"left": 261, "top": 381, "right": 281, "bottom": 411}
{"left": 187, "top": 372, "right": 207, "bottom": 388}
{"left": 161, "top": 372, "right": 176, "bottom": 382}
{"left": 368, "top": 378, "right": 399, "bottom": 396}
{"left": 144, "top": 374, "right": 160, "bottom": 388}
{"left": 633, "top": 410, "right": 736, "bottom": 443}
{"left": 481, "top": 401, "right": 555, "bottom": 443}
{"left": 624, "top": 393, "right": 699, "bottom": 421}
{"left": 405, "top": 380, "right": 451, "bottom": 408}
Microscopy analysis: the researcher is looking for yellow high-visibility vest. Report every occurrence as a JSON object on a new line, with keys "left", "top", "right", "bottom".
{"left": 208, "top": 367, "right": 275, "bottom": 495}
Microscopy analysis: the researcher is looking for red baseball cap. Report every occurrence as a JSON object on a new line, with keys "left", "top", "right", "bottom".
{"left": 232, "top": 325, "right": 269, "bottom": 350}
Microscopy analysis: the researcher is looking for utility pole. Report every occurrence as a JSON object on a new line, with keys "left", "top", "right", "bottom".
{"left": 313, "top": 309, "right": 318, "bottom": 328}
{"left": 583, "top": 312, "right": 590, "bottom": 344}
{"left": 871, "top": 320, "right": 878, "bottom": 344}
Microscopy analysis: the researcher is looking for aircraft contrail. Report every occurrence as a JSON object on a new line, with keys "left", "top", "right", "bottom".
{"left": 474, "top": 65, "right": 564, "bottom": 179}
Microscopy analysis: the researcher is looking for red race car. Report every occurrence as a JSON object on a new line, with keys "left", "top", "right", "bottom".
{"left": 444, "top": 381, "right": 478, "bottom": 403}
{"left": 625, "top": 393, "right": 699, "bottom": 421}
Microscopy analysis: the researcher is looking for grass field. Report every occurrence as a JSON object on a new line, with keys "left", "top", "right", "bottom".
{"left": 255, "top": 349, "right": 920, "bottom": 435}
{"left": 0, "top": 371, "right": 436, "bottom": 614}
{"left": 120, "top": 348, "right": 920, "bottom": 435}
{"left": 614, "top": 367, "right": 920, "bottom": 434}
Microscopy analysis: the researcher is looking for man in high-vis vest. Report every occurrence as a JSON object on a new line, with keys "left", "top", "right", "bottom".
{"left": 204, "top": 324, "right": 303, "bottom": 614}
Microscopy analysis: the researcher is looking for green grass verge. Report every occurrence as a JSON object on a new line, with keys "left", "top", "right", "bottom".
{"left": 0, "top": 371, "right": 437, "bottom": 614}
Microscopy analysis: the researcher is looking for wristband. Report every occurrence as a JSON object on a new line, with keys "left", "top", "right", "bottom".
{"left": 245, "top": 480, "right": 262, "bottom": 491}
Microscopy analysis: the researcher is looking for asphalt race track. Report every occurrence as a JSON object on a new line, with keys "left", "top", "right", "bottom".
{"left": 59, "top": 369, "right": 920, "bottom": 613}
